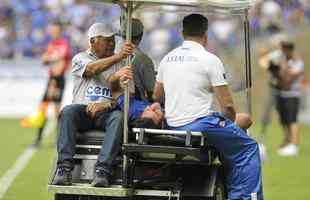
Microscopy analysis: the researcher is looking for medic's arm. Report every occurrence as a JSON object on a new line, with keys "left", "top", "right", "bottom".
{"left": 213, "top": 85, "right": 236, "bottom": 121}
{"left": 153, "top": 81, "right": 165, "bottom": 104}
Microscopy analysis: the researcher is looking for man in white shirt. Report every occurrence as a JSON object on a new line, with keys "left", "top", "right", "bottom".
{"left": 153, "top": 14, "right": 263, "bottom": 200}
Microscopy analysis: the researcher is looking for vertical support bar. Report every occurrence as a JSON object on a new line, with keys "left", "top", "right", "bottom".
{"left": 122, "top": 1, "right": 133, "bottom": 187}
{"left": 244, "top": 9, "right": 252, "bottom": 115}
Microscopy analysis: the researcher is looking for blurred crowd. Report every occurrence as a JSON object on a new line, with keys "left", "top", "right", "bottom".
{"left": 0, "top": 0, "right": 309, "bottom": 62}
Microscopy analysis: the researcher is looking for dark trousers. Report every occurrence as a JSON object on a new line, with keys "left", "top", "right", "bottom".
{"left": 57, "top": 104, "right": 123, "bottom": 174}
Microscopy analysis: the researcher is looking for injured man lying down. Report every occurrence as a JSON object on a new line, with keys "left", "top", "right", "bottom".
{"left": 99, "top": 65, "right": 252, "bottom": 130}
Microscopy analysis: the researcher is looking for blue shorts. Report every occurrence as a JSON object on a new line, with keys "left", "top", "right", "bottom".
{"left": 168, "top": 113, "right": 263, "bottom": 200}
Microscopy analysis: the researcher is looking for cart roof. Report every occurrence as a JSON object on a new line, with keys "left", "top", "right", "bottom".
{"left": 91, "top": 0, "right": 252, "bottom": 13}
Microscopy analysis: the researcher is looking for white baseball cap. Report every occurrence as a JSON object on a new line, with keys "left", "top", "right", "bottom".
{"left": 88, "top": 22, "right": 117, "bottom": 39}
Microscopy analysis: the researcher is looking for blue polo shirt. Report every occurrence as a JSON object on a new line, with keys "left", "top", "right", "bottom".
{"left": 117, "top": 95, "right": 150, "bottom": 121}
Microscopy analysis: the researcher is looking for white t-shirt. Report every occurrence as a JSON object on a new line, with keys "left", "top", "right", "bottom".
{"left": 157, "top": 41, "right": 227, "bottom": 127}
{"left": 71, "top": 50, "right": 134, "bottom": 105}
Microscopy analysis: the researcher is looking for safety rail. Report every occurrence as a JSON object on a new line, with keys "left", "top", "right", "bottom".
{"left": 132, "top": 128, "right": 204, "bottom": 136}
{"left": 132, "top": 128, "right": 206, "bottom": 147}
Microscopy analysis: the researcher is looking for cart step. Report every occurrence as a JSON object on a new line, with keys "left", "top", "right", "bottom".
{"left": 48, "top": 184, "right": 181, "bottom": 198}
{"left": 48, "top": 184, "right": 133, "bottom": 197}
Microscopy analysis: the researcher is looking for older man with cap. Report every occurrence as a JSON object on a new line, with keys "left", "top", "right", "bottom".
{"left": 121, "top": 18, "right": 156, "bottom": 102}
{"left": 52, "top": 22, "right": 134, "bottom": 187}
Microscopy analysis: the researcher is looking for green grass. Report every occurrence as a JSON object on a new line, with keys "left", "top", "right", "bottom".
{"left": 0, "top": 118, "right": 56, "bottom": 200}
{"left": 0, "top": 119, "right": 37, "bottom": 178}
{"left": 2, "top": 144, "right": 55, "bottom": 200}
{"left": 252, "top": 123, "right": 310, "bottom": 200}
{"left": 1, "top": 118, "right": 310, "bottom": 200}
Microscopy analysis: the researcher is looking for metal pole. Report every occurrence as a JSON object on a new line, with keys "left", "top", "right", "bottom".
{"left": 244, "top": 9, "right": 252, "bottom": 115}
{"left": 122, "top": 1, "right": 133, "bottom": 187}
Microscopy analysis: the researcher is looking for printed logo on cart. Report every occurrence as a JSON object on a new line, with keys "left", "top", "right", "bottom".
{"left": 86, "top": 86, "right": 112, "bottom": 101}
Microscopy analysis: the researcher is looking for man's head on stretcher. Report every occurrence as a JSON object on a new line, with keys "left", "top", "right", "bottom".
{"left": 108, "top": 66, "right": 252, "bottom": 130}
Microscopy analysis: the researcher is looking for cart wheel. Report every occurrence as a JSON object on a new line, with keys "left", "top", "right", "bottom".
{"left": 54, "top": 193, "right": 78, "bottom": 200}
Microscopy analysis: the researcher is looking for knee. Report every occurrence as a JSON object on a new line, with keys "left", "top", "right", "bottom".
{"left": 235, "top": 113, "right": 253, "bottom": 129}
{"left": 110, "top": 110, "right": 124, "bottom": 123}
{"left": 59, "top": 104, "right": 83, "bottom": 121}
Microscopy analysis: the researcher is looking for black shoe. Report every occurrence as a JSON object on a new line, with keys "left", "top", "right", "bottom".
{"left": 52, "top": 167, "right": 72, "bottom": 186}
{"left": 91, "top": 169, "right": 110, "bottom": 187}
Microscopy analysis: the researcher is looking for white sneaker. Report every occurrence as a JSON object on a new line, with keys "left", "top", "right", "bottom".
{"left": 277, "top": 144, "right": 299, "bottom": 156}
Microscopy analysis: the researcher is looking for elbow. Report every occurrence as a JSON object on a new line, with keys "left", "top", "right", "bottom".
{"left": 83, "top": 67, "right": 96, "bottom": 78}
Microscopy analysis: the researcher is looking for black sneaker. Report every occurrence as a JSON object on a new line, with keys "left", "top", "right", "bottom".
{"left": 91, "top": 169, "right": 110, "bottom": 187}
{"left": 52, "top": 167, "right": 72, "bottom": 186}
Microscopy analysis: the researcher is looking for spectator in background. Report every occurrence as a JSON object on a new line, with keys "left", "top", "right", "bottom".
{"left": 147, "top": 29, "right": 171, "bottom": 64}
{"left": 21, "top": 21, "right": 72, "bottom": 147}
{"left": 260, "top": 39, "right": 304, "bottom": 156}
{"left": 0, "top": 0, "right": 308, "bottom": 68}
{"left": 301, "top": 0, "right": 310, "bottom": 24}
{"left": 0, "top": 1, "right": 15, "bottom": 58}
{"left": 210, "top": 15, "right": 239, "bottom": 49}
{"left": 275, "top": 41, "right": 304, "bottom": 156}
{"left": 0, "top": 22, "right": 15, "bottom": 59}
{"left": 260, "top": 0, "right": 283, "bottom": 34}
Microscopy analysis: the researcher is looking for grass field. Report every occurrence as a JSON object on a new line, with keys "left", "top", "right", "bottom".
{"left": 0, "top": 118, "right": 310, "bottom": 200}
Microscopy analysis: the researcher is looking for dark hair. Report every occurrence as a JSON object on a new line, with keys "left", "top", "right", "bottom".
{"left": 51, "top": 20, "right": 63, "bottom": 28}
{"left": 132, "top": 33, "right": 143, "bottom": 45}
{"left": 182, "top": 14, "right": 208, "bottom": 37}
{"left": 132, "top": 118, "right": 161, "bottom": 129}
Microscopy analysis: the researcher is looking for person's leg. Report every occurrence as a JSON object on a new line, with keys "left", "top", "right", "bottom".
{"left": 260, "top": 87, "right": 276, "bottom": 135}
{"left": 278, "top": 97, "right": 300, "bottom": 156}
{"left": 53, "top": 76, "right": 65, "bottom": 118}
{"left": 33, "top": 76, "right": 63, "bottom": 146}
{"left": 281, "top": 126, "right": 290, "bottom": 147}
{"left": 290, "top": 123, "right": 299, "bottom": 145}
{"left": 53, "top": 104, "right": 94, "bottom": 185}
{"left": 52, "top": 76, "right": 66, "bottom": 145}
{"left": 235, "top": 113, "right": 252, "bottom": 129}
{"left": 171, "top": 114, "right": 263, "bottom": 200}
{"left": 32, "top": 102, "right": 49, "bottom": 146}
{"left": 276, "top": 96, "right": 291, "bottom": 148}
{"left": 57, "top": 104, "right": 94, "bottom": 166}
{"left": 288, "top": 97, "right": 300, "bottom": 145}
{"left": 90, "top": 110, "right": 123, "bottom": 187}
{"left": 94, "top": 110, "right": 124, "bottom": 174}
{"left": 33, "top": 117, "right": 47, "bottom": 147}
